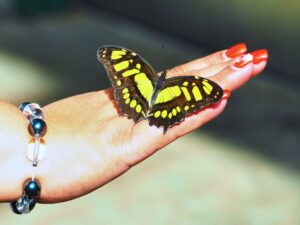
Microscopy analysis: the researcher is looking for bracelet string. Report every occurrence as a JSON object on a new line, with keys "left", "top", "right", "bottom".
{"left": 10, "top": 102, "right": 47, "bottom": 214}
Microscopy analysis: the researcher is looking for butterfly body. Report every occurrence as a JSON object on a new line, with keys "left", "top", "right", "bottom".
{"left": 148, "top": 71, "right": 166, "bottom": 110}
{"left": 98, "top": 45, "right": 223, "bottom": 132}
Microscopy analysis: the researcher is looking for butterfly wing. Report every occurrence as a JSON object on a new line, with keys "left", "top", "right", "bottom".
{"left": 148, "top": 76, "right": 223, "bottom": 132}
{"left": 98, "top": 46, "right": 158, "bottom": 122}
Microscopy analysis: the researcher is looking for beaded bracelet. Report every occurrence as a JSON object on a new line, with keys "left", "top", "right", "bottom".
{"left": 10, "top": 102, "right": 47, "bottom": 214}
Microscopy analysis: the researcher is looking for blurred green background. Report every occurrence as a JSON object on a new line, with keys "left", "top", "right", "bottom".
{"left": 0, "top": 0, "right": 299, "bottom": 224}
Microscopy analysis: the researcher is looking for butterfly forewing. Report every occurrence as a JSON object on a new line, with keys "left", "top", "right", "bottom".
{"left": 148, "top": 76, "right": 223, "bottom": 132}
{"left": 97, "top": 46, "right": 158, "bottom": 121}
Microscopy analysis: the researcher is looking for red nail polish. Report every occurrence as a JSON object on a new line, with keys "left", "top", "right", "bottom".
{"left": 225, "top": 43, "right": 247, "bottom": 59}
{"left": 233, "top": 54, "right": 253, "bottom": 68}
{"left": 250, "top": 49, "right": 268, "bottom": 64}
{"left": 222, "top": 90, "right": 231, "bottom": 99}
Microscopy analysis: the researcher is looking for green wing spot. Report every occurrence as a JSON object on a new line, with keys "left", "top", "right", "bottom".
{"left": 114, "top": 60, "right": 129, "bottom": 72}
{"left": 135, "top": 73, "right": 154, "bottom": 101}
{"left": 192, "top": 86, "right": 202, "bottom": 101}
{"left": 155, "top": 86, "right": 181, "bottom": 104}
{"left": 180, "top": 87, "right": 191, "bottom": 101}
{"left": 111, "top": 50, "right": 126, "bottom": 60}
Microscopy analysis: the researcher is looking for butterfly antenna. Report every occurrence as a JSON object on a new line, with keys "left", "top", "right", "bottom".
{"left": 161, "top": 44, "right": 168, "bottom": 76}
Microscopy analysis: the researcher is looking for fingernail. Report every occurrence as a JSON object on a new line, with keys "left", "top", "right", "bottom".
{"left": 224, "top": 43, "right": 247, "bottom": 59}
{"left": 232, "top": 53, "right": 253, "bottom": 69}
{"left": 222, "top": 90, "right": 231, "bottom": 100}
{"left": 250, "top": 49, "right": 268, "bottom": 64}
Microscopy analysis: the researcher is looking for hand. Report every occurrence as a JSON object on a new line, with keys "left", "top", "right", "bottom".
{"left": 0, "top": 43, "right": 268, "bottom": 203}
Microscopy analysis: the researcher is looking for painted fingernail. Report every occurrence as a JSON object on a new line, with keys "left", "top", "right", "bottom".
{"left": 250, "top": 49, "right": 268, "bottom": 64}
{"left": 222, "top": 90, "right": 231, "bottom": 100}
{"left": 232, "top": 53, "right": 253, "bottom": 69}
{"left": 224, "top": 43, "right": 247, "bottom": 59}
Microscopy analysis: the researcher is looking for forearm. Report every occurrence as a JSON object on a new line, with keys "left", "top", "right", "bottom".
{"left": 0, "top": 100, "right": 30, "bottom": 202}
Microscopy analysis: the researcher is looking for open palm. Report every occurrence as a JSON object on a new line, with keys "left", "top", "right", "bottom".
{"left": 1, "top": 44, "right": 268, "bottom": 203}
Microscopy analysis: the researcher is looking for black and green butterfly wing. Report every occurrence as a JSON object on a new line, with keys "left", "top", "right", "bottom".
{"left": 97, "top": 45, "right": 158, "bottom": 122}
{"left": 148, "top": 76, "right": 223, "bottom": 132}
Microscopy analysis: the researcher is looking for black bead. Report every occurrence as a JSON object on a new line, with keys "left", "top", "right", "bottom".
{"left": 29, "top": 118, "right": 47, "bottom": 136}
{"left": 24, "top": 180, "right": 41, "bottom": 198}
{"left": 19, "top": 102, "right": 31, "bottom": 112}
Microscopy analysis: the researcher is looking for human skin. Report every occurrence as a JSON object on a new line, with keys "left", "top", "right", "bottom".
{"left": 0, "top": 44, "right": 268, "bottom": 203}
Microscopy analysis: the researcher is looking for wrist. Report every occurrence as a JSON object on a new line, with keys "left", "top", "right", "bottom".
{"left": 0, "top": 100, "right": 30, "bottom": 202}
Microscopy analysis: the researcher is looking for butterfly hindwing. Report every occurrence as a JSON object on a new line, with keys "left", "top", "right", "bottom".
{"left": 148, "top": 76, "right": 223, "bottom": 132}
{"left": 114, "top": 86, "right": 149, "bottom": 122}
{"left": 97, "top": 46, "right": 158, "bottom": 122}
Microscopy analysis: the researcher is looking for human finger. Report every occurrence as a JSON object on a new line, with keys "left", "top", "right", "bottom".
{"left": 210, "top": 50, "right": 268, "bottom": 91}
{"left": 171, "top": 60, "right": 233, "bottom": 78}
{"left": 251, "top": 49, "right": 269, "bottom": 76}
{"left": 168, "top": 43, "right": 247, "bottom": 76}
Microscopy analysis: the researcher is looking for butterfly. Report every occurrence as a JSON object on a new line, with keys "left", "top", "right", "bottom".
{"left": 97, "top": 45, "right": 223, "bottom": 133}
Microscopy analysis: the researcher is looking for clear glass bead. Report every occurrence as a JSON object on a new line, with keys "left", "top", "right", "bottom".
{"left": 10, "top": 194, "right": 36, "bottom": 214}
{"left": 27, "top": 138, "right": 46, "bottom": 163}
{"left": 23, "top": 103, "right": 44, "bottom": 122}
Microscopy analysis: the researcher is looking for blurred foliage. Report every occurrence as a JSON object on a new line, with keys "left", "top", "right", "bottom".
{"left": 13, "top": 0, "right": 73, "bottom": 17}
